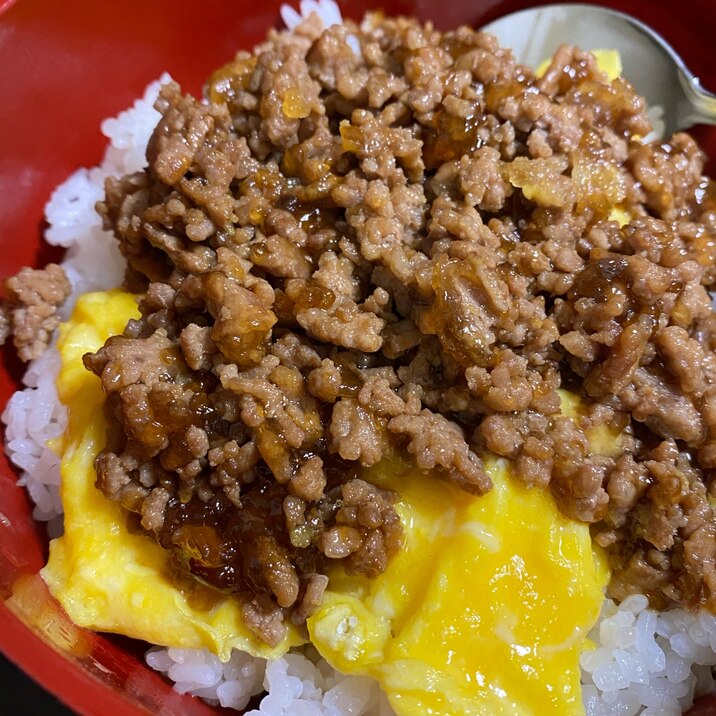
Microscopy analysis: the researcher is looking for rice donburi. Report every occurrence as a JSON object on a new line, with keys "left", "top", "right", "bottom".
{"left": 3, "top": 2, "right": 716, "bottom": 714}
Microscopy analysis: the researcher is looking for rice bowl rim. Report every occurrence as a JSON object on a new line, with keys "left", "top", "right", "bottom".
{"left": 0, "top": 602, "right": 157, "bottom": 716}
{"left": 1, "top": 0, "right": 716, "bottom": 714}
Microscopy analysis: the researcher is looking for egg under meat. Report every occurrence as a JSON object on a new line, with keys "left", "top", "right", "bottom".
{"left": 43, "top": 289, "right": 613, "bottom": 715}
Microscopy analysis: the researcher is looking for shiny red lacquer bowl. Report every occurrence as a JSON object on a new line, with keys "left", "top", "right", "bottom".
{"left": 1, "top": 0, "right": 716, "bottom": 714}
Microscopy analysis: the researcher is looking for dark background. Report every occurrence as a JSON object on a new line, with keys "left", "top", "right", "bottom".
{"left": 0, "top": 655, "right": 75, "bottom": 715}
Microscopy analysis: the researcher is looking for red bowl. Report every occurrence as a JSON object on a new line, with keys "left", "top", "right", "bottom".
{"left": 1, "top": 0, "right": 716, "bottom": 714}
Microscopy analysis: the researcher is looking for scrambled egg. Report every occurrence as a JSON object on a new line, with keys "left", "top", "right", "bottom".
{"left": 42, "top": 290, "right": 610, "bottom": 714}
{"left": 309, "top": 458, "right": 607, "bottom": 716}
{"left": 42, "top": 291, "right": 303, "bottom": 661}
{"left": 535, "top": 48, "right": 622, "bottom": 82}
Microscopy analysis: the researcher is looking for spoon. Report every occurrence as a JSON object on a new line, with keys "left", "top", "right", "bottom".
{"left": 481, "top": 3, "right": 716, "bottom": 137}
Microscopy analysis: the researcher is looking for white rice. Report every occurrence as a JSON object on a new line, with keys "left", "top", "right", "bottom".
{"left": 582, "top": 597, "right": 716, "bottom": 716}
{"left": 3, "top": 347, "right": 64, "bottom": 532}
{"left": 145, "top": 646, "right": 393, "bottom": 715}
{"left": 3, "top": 1, "right": 716, "bottom": 714}
{"left": 280, "top": 0, "right": 343, "bottom": 31}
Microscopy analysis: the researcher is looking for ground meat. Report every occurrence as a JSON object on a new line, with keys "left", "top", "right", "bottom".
{"left": 81, "top": 12, "right": 716, "bottom": 641}
{"left": 0, "top": 264, "right": 71, "bottom": 361}
{"left": 329, "top": 397, "right": 388, "bottom": 466}
{"left": 389, "top": 410, "right": 491, "bottom": 494}
{"left": 291, "top": 573, "right": 329, "bottom": 624}
{"left": 242, "top": 597, "right": 288, "bottom": 648}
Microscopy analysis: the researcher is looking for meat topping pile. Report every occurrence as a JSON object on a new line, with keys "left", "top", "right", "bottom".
{"left": 75, "top": 14, "right": 716, "bottom": 643}
{"left": 0, "top": 264, "right": 71, "bottom": 362}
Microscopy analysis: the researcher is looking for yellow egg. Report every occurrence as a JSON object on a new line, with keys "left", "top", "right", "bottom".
{"left": 535, "top": 48, "right": 622, "bottom": 82}
{"left": 608, "top": 205, "right": 632, "bottom": 227}
{"left": 41, "top": 290, "right": 303, "bottom": 661}
{"left": 43, "top": 289, "right": 610, "bottom": 715}
{"left": 309, "top": 457, "right": 608, "bottom": 715}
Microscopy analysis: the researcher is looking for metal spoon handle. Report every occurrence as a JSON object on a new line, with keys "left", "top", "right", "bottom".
{"left": 681, "top": 75, "right": 716, "bottom": 127}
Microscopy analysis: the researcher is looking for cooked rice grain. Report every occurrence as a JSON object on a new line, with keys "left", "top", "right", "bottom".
{"left": 583, "top": 597, "right": 716, "bottom": 715}
{"left": 146, "top": 646, "right": 393, "bottom": 715}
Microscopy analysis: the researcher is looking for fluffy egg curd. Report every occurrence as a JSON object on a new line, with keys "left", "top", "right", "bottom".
{"left": 41, "top": 289, "right": 611, "bottom": 715}
{"left": 42, "top": 290, "right": 304, "bottom": 660}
